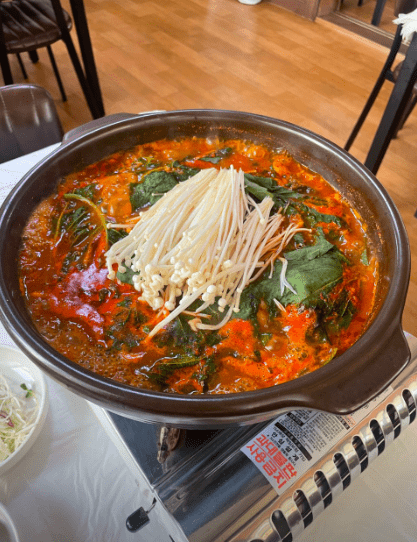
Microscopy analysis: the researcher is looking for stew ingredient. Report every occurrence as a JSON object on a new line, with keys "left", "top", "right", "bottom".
{"left": 18, "top": 137, "right": 378, "bottom": 394}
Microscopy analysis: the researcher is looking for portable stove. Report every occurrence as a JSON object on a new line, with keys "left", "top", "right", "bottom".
{"left": 89, "top": 333, "right": 417, "bottom": 542}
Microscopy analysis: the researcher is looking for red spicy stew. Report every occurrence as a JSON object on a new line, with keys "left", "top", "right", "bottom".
{"left": 19, "top": 137, "right": 378, "bottom": 394}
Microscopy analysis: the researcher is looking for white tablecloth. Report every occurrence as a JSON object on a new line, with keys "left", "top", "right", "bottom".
{"left": 1, "top": 146, "right": 417, "bottom": 542}
{"left": 0, "top": 146, "right": 155, "bottom": 542}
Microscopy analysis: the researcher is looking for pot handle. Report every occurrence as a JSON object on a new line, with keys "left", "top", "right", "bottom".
{"left": 61, "top": 111, "right": 167, "bottom": 145}
{"left": 309, "top": 326, "right": 411, "bottom": 415}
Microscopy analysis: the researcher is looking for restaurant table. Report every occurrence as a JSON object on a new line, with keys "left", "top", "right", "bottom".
{"left": 0, "top": 145, "right": 166, "bottom": 542}
{"left": 1, "top": 146, "right": 417, "bottom": 542}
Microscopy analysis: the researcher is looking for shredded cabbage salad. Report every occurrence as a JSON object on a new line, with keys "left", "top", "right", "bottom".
{"left": 0, "top": 374, "right": 39, "bottom": 463}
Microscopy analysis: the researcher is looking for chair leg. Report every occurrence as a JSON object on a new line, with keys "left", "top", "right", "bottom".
{"left": 46, "top": 45, "right": 67, "bottom": 102}
{"left": 0, "top": 56, "right": 13, "bottom": 85}
{"left": 59, "top": 32, "right": 101, "bottom": 118}
{"left": 16, "top": 53, "right": 28, "bottom": 79}
{"left": 67, "top": 0, "right": 105, "bottom": 117}
{"left": 364, "top": 33, "right": 417, "bottom": 174}
{"left": 393, "top": 93, "right": 417, "bottom": 137}
{"left": 371, "top": 0, "right": 387, "bottom": 27}
{"left": 0, "top": 19, "right": 13, "bottom": 85}
{"left": 49, "top": 0, "right": 103, "bottom": 119}
{"left": 345, "top": 26, "right": 403, "bottom": 151}
{"left": 28, "top": 50, "right": 39, "bottom": 63}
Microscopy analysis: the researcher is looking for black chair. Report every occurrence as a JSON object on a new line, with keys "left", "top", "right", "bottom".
{"left": 0, "top": 0, "right": 72, "bottom": 102}
{"left": 0, "top": 0, "right": 102, "bottom": 119}
{"left": 341, "top": 0, "right": 387, "bottom": 26}
{"left": 0, "top": 82, "right": 63, "bottom": 163}
{"left": 371, "top": 0, "right": 388, "bottom": 27}
{"left": 345, "top": 0, "right": 417, "bottom": 174}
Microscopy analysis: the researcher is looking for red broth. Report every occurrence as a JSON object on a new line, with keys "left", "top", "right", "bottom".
{"left": 18, "top": 138, "right": 378, "bottom": 394}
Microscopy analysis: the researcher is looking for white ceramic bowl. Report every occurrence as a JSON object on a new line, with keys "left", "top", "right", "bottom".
{"left": 0, "top": 345, "right": 48, "bottom": 474}
{"left": 0, "top": 502, "right": 20, "bottom": 542}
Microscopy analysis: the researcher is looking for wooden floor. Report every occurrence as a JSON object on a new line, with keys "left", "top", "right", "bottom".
{"left": 4, "top": 0, "right": 417, "bottom": 337}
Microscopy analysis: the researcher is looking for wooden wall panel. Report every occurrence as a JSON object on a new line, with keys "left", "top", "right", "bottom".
{"left": 267, "top": 0, "right": 338, "bottom": 20}
{"left": 267, "top": 0, "right": 320, "bottom": 20}
{"left": 317, "top": 0, "right": 339, "bottom": 16}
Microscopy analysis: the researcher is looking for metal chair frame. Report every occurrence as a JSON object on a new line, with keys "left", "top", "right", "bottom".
{"left": 0, "top": 0, "right": 102, "bottom": 119}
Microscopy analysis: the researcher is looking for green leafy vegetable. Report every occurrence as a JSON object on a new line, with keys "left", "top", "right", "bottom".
{"left": 171, "top": 161, "right": 201, "bottom": 181}
{"left": 244, "top": 173, "right": 302, "bottom": 196}
{"left": 147, "top": 353, "right": 217, "bottom": 390}
{"left": 107, "top": 228, "right": 128, "bottom": 246}
{"left": 20, "top": 383, "right": 33, "bottom": 398}
{"left": 243, "top": 174, "right": 346, "bottom": 229}
{"left": 361, "top": 250, "right": 369, "bottom": 266}
{"left": 60, "top": 193, "right": 108, "bottom": 252}
{"left": 236, "top": 226, "right": 357, "bottom": 340}
{"left": 154, "top": 305, "right": 222, "bottom": 355}
{"left": 277, "top": 252, "right": 345, "bottom": 308}
{"left": 64, "top": 193, "right": 107, "bottom": 229}
{"left": 243, "top": 173, "right": 305, "bottom": 209}
{"left": 196, "top": 355, "right": 217, "bottom": 385}
{"left": 294, "top": 202, "right": 345, "bottom": 227}
{"left": 237, "top": 234, "right": 347, "bottom": 320}
{"left": 235, "top": 289, "right": 260, "bottom": 321}
{"left": 61, "top": 250, "right": 81, "bottom": 274}
{"left": 292, "top": 232, "right": 305, "bottom": 245}
{"left": 130, "top": 171, "right": 178, "bottom": 210}
{"left": 321, "top": 289, "right": 357, "bottom": 334}
{"left": 199, "top": 147, "right": 233, "bottom": 164}
{"left": 147, "top": 354, "right": 201, "bottom": 386}
{"left": 104, "top": 309, "right": 143, "bottom": 351}
{"left": 285, "top": 229, "right": 335, "bottom": 261}
{"left": 55, "top": 199, "right": 104, "bottom": 274}
{"left": 116, "top": 266, "right": 138, "bottom": 286}
{"left": 243, "top": 177, "right": 274, "bottom": 202}
{"left": 117, "top": 297, "right": 132, "bottom": 307}
{"left": 63, "top": 206, "right": 92, "bottom": 245}
{"left": 260, "top": 332, "right": 272, "bottom": 346}
{"left": 105, "top": 329, "right": 142, "bottom": 351}
{"left": 130, "top": 156, "right": 161, "bottom": 174}
{"left": 153, "top": 355, "right": 202, "bottom": 372}
{"left": 154, "top": 315, "right": 200, "bottom": 352}
{"left": 73, "top": 183, "right": 97, "bottom": 201}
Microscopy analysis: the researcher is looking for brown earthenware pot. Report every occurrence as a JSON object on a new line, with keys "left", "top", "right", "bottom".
{"left": 0, "top": 110, "right": 410, "bottom": 428}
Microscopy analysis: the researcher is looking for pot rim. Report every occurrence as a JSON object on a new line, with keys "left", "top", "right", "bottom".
{"left": 0, "top": 109, "right": 411, "bottom": 425}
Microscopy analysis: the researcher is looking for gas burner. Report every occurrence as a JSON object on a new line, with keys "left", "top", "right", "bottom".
{"left": 90, "top": 333, "right": 417, "bottom": 542}
{"left": 157, "top": 426, "right": 183, "bottom": 463}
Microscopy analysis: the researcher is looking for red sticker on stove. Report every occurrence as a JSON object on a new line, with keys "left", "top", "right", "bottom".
{"left": 241, "top": 387, "right": 392, "bottom": 495}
